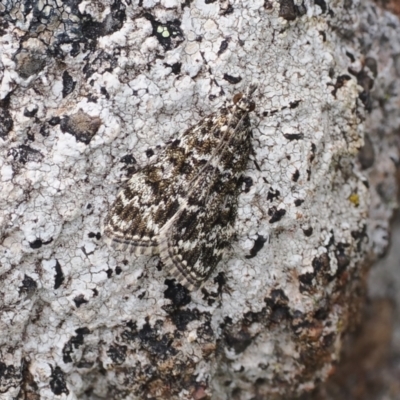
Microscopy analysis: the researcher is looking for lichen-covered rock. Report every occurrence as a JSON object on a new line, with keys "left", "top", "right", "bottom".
{"left": 0, "top": 0, "right": 399, "bottom": 399}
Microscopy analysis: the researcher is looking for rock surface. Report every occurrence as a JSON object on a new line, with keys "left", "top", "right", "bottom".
{"left": 0, "top": 0, "right": 399, "bottom": 399}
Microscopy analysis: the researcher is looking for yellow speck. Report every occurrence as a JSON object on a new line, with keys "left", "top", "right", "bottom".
{"left": 157, "top": 26, "right": 163, "bottom": 33}
{"left": 349, "top": 193, "right": 359, "bottom": 207}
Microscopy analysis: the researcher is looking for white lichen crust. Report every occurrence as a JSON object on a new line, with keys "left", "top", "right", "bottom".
{"left": 0, "top": 0, "right": 399, "bottom": 399}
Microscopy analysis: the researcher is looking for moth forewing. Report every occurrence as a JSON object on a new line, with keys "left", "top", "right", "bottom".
{"left": 103, "top": 86, "right": 257, "bottom": 289}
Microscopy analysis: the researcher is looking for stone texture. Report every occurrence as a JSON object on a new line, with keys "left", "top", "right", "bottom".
{"left": 0, "top": 0, "right": 399, "bottom": 399}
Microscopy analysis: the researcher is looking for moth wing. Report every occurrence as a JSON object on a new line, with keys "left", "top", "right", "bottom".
{"left": 159, "top": 178, "right": 238, "bottom": 290}
{"left": 103, "top": 164, "right": 180, "bottom": 254}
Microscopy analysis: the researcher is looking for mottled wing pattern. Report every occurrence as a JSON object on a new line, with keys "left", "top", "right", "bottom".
{"left": 102, "top": 165, "right": 180, "bottom": 254}
{"left": 102, "top": 134, "right": 199, "bottom": 254}
{"left": 158, "top": 167, "right": 242, "bottom": 289}
{"left": 103, "top": 85, "right": 256, "bottom": 289}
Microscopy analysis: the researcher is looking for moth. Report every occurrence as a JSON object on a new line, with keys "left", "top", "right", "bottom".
{"left": 103, "top": 85, "right": 257, "bottom": 290}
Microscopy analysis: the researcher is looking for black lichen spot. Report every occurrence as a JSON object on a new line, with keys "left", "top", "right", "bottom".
{"left": 268, "top": 206, "right": 286, "bottom": 223}
{"left": 8, "top": 145, "right": 43, "bottom": 164}
{"left": 335, "top": 243, "right": 350, "bottom": 275}
{"left": 0, "top": 362, "right": 19, "bottom": 390}
{"left": 241, "top": 176, "right": 253, "bottom": 193}
{"left": 23, "top": 105, "right": 38, "bottom": 118}
{"left": 80, "top": 1, "right": 126, "bottom": 41}
{"left": 302, "top": 227, "right": 313, "bottom": 236}
{"left": 19, "top": 274, "right": 37, "bottom": 298}
{"left": 279, "top": 0, "right": 297, "bottom": 20}
{"left": 214, "top": 272, "right": 227, "bottom": 293}
{"left": 62, "top": 71, "right": 76, "bottom": 98}
{"left": 296, "top": 3, "right": 307, "bottom": 16}
{"left": 264, "top": 0, "right": 273, "bottom": 10}
{"left": 14, "top": 50, "right": 46, "bottom": 79}
{"left": 120, "top": 154, "right": 136, "bottom": 164}
{"left": 167, "top": 307, "right": 200, "bottom": 331}
{"left": 269, "top": 289, "right": 289, "bottom": 304}
{"left": 171, "top": 62, "right": 182, "bottom": 75}
{"left": 267, "top": 188, "right": 280, "bottom": 201}
{"left": 70, "top": 42, "right": 81, "bottom": 57}
{"left": 223, "top": 73, "right": 242, "bottom": 84}
{"left": 246, "top": 235, "right": 267, "bottom": 259}
{"left": 73, "top": 295, "right": 88, "bottom": 308}
{"left": 314, "top": 0, "right": 327, "bottom": 13}
{"left": 62, "top": 327, "right": 90, "bottom": 363}
{"left": 145, "top": 148, "right": 154, "bottom": 158}
{"left": 100, "top": 86, "right": 110, "bottom": 99}
{"left": 107, "top": 344, "right": 127, "bottom": 365}
{"left": 224, "top": 329, "right": 252, "bottom": 354}
{"left": 39, "top": 124, "right": 50, "bottom": 137}
{"left": 265, "top": 289, "right": 290, "bottom": 323}
{"left": 292, "top": 169, "right": 300, "bottom": 182}
{"left": 310, "top": 143, "right": 317, "bottom": 161}
{"left": 122, "top": 319, "right": 177, "bottom": 358}
{"left": 106, "top": 268, "right": 113, "bottom": 278}
{"left": 54, "top": 260, "right": 65, "bottom": 290}
{"left": 162, "top": 62, "right": 182, "bottom": 76}
{"left": 312, "top": 253, "right": 330, "bottom": 274}
{"left": 29, "top": 238, "right": 43, "bottom": 249}
{"left": 50, "top": 366, "right": 69, "bottom": 395}
{"left": 181, "top": 0, "right": 194, "bottom": 6}
{"left": 0, "top": 103, "right": 14, "bottom": 139}
{"left": 322, "top": 333, "right": 335, "bottom": 347}
{"left": 88, "top": 232, "right": 101, "bottom": 240}
{"left": 145, "top": 14, "right": 184, "bottom": 51}
{"left": 218, "top": 39, "right": 229, "bottom": 55}
{"left": 299, "top": 272, "right": 315, "bottom": 285}
{"left": 314, "top": 307, "right": 329, "bottom": 320}
{"left": 283, "top": 133, "right": 304, "bottom": 141}
{"left": 60, "top": 110, "right": 101, "bottom": 145}
{"left": 331, "top": 74, "right": 351, "bottom": 97}
{"left": 164, "top": 279, "right": 191, "bottom": 307}
{"left": 351, "top": 224, "right": 368, "bottom": 252}
{"left": 220, "top": 3, "right": 234, "bottom": 15}
{"left": 346, "top": 51, "right": 355, "bottom": 62}
{"left": 115, "top": 266, "right": 122, "bottom": 275}
{"left": 48, "top": 116, "right": 61, "bottom": 126}
{"left": 289, "top": 100, "right": 301, "bottom": 108}
{"left": 196, "top": 319, "right": 214, "bottom": 342}
{"left": 294, "top": 198, "right": 304, "bottom": 206}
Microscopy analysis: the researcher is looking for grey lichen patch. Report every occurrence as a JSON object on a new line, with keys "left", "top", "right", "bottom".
{"left": 0, "top": 0, "right": 399, "bottom": 399}
{"left": 60, "top": 110, "right": 102, "bottom": 145}
{"left": 279, "top": 0, "right": 305, "bottom": 21}
{"left": 0, "top": 103, "right": 13, "bottom": 139}
{"left": 14, "top": 50, "right": 47, "bottom": 79}
{"left": 62, "top": 71, "right": 76, "bottom": 98}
